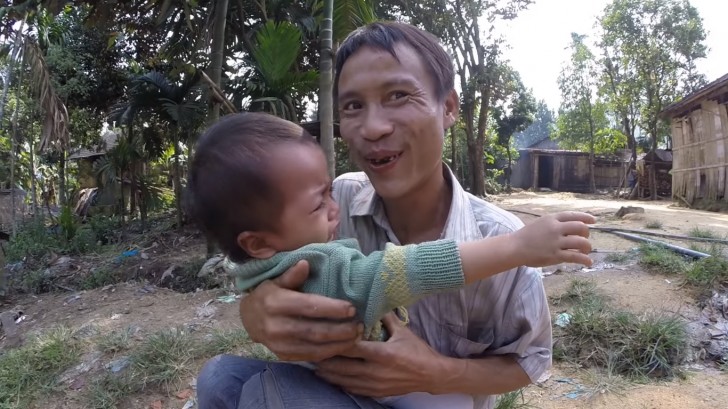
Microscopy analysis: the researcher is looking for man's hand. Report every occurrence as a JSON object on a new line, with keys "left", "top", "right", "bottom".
{"left": 315, "top": 313, "right": 445, "bottom": 397}
{"left": 514, "top": 211, "right": 596, "bottom": 267}
{"left": 239, "top": 260, "right": 363, "bottom": 362}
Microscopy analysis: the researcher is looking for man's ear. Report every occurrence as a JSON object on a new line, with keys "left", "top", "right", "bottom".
{"left": 443, "top": 89, "right": 460, "bottom": 129}
{"left": 237, "top": 231, "right": 277, "bottom": 259}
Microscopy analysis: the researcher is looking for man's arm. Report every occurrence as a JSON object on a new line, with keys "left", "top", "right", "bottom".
{"left": 315, "top": 314, "right": 533, "bottom": 397}
{"left": 239, "top": 261, "right": 363, "bottom": 362}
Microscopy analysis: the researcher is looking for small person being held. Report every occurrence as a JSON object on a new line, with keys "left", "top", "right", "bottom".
{"left": 187, "top": 112, "right": 595, "bottom": 409}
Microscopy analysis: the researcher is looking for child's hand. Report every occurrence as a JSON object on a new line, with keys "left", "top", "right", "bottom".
{"left": 513, "top": 211, "right": 596, "bottom": 267}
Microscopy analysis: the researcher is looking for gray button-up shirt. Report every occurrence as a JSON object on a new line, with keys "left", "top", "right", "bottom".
{"left": 332, "top": 166, "right": 552, "bottom": 409}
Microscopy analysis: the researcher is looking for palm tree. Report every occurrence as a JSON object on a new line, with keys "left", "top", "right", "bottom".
{"left": 134, "top": 69, "right": 207, "bottom": 229}
{"left": 242, "top": 21, "right": 318, "bottom": 121}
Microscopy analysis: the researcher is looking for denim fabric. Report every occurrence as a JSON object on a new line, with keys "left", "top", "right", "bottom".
{"left": 197, "top": 355, "right": 387, "bottom": 409}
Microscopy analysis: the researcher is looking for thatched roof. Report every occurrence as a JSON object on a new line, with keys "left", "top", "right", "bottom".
{"left": 661, "top": 73, "right": 728, "bottom": 119}
{"left": 639, "top": 149, "right": 673, "bottom": 164}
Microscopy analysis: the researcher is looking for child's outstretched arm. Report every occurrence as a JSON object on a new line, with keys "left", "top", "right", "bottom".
{"left": 459, "top": 211, "right": 595, "bottom": 284}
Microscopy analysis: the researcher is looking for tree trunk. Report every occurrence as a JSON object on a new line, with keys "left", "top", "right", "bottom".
{"left": 649, "top": 123, "right": 658, "bottom": 200}
{"left": 450, "top": 126, "right": 457, "bottom": 177}
{"left": 128, "top": 126, "right": 137, "bottom": 220}
{"left": 319, "top": 0, "right": 335, "bottom": 178}
{"left": 204, "top": 0, "right": 229, "bottom": 256}
{"left": 208, "top": 0, "right": 228, "bottom": 122}
{"left": 506, "top": 146, "right": 512, "bottom": 192}
{"left": 119, "top": 165, "right": 125, "bottom": 226}
{"left": 58, "top": 149, "right": 67, "bottom": 206}
{"left": 173, "top": 133, "right": 183, "bottom": 230}
{"left": 471, "top": 88, "right": 491, "bottom": 197}
{"left": 30, "top": 134, "right": 38, "bottom": 215}
{"left": 10, "top": 81, "right": 20, "bottom": 235}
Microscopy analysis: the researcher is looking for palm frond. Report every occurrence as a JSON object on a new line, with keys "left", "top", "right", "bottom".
{"left": 24, "top": 38, "right": 69, "bottom": 153}
{"left": 332, "top": 0, "right": 376, "bottom": 42}
{"left": 252, "top": 21, "right": 303, "bottom": 90}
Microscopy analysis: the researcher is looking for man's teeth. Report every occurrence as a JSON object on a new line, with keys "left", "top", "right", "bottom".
{"left": 371, "top": 155, "right": 397, "bottom": 165}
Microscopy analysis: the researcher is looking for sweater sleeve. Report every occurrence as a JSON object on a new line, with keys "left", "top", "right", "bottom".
{"left": 226, "top": 239, "right": 466, "bottom": 331}
{"left": 321, "top": 239, "right": 465, "bottom": 330}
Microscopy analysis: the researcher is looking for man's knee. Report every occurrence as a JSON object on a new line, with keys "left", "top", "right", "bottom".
{"left": 197, "top": 355, "right": 268, "bottom": 409}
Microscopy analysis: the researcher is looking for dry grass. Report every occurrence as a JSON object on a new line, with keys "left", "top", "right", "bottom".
{"left": 554, "top": 279, "right": 687, "bottom": 380}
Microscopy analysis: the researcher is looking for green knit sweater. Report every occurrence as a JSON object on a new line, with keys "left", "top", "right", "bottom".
{"left": 226, "top": 238, "right": 465, "bottom": 339}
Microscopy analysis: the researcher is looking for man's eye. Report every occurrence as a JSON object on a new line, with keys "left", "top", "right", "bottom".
{"left": 390, "top": 91, "right": 408, "bottom": 100}
{"left": 342, "top": 101, "right": 362, "bottom": 111}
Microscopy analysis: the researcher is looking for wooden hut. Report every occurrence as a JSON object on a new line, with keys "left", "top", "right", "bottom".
{"left": 662, "top": 73, "right": 728, "bottom": 205}
{"left": 635, "top": 149, "right": 673, "bottom": 198}
{"left": 511, "top": 138, "right": 629, "bottom": 192}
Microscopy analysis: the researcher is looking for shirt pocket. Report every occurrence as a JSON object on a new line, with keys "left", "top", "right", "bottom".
{"left": 442, "top": 324, "right": 495, "bottom": 359}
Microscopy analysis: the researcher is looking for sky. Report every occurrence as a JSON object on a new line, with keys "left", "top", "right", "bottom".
{"left": 498, "top": 0, "right": 728, "bottom": 110}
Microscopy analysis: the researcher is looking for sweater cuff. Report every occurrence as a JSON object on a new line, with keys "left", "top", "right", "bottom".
{"left": 406, "top": 239, "right": 465, "bottom": 296}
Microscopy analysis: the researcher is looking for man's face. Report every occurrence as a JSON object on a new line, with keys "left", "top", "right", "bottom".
{"left": 336, "top": 43, "right": 458, "bottom": 200}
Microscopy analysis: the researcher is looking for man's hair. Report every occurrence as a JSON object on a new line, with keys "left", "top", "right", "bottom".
{"left": 187, "top": 112, "right": 317, "bottom": 262}
{"left": 334, "top": 21, "right": 455, "bottom": 101}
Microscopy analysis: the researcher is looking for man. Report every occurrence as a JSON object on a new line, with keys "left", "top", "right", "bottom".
{"left": 197, "top": 21, "right": 552, "bottom": 409}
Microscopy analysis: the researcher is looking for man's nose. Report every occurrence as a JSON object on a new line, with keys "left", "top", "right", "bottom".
{"left": 361, "top": 107, "right": 394, "bottom": 141}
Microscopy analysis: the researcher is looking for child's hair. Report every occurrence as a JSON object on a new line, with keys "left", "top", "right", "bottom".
{"left": 188, "top": 112, "right": 318, "bottom": 262}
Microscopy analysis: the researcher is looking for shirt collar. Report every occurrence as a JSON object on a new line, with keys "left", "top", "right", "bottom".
{"left": 348, "top": 164, "right": 483, "bottom": 242}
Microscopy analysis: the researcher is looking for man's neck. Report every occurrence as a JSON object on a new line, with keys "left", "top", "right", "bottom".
{"left": 382, "top": 166, "right": 453, "bottom": 245}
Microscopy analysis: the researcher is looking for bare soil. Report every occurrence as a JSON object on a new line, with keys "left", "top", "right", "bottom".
{"left": 1, "top": 191, "right": 727, "bottom": 408}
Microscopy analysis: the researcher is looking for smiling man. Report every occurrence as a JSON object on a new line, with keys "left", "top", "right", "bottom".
{"left": 197, "top": 22, "right": 552, "bottom": 409}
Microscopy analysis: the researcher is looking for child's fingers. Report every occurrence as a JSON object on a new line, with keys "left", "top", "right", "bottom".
{"left": 561, "top": 236, "right": 592, "bottom": 255}
{"left": 560, "top": 249, "right": 593, "bottom": 267}
{"left": 555, "top": 211, "right": 596, "bottom": 225}
{"left": 559, "top": 221, "right": 591, "bottom": 238}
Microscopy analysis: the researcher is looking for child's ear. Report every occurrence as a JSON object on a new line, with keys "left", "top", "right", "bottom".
{"left": 237, "top": 231, "right": 277, "bottom": 259}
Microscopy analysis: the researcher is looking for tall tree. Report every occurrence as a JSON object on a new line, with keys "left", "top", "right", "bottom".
{"left": 556, "top": 33, "right": 602, "bottom": 193}
{"left": 598, "top": 0, "right": 707, "bottom": 198}
{"left": 319, "top": 0, "right": 335, "bottom": 177}
{"left": 382, "top": 0, "right": 532, "bottom": 196}
{"left": 513, "top": 99, "right": 555, "bottom": 149}
{"left": 493, "top": 69, "right": 535, "bottom": 190}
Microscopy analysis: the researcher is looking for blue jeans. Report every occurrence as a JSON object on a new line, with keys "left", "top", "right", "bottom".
{"left": 197, "top": 355, "right": 388, "bottom": 409}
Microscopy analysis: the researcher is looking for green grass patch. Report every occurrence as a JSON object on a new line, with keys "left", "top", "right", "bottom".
{"left": 638, "top": 244, "right": 689, "bottom": 275}
{"left": 686, "top": 255, "right": 728, "bottom": 286}
{"left": 130, "top": 327, "right": 197, "bottom": 391}
{"left": 604, "top": 252, "right": 632, "bottom": 264}
{"left": 200, "top": 328, "right": 251, "bottom": 357}
{"left": 85, "top": 372, "right": 140, "bottom": 409}
{"left": 0, "top": 327, "right": 81, "bottom": 408}
{"left": 554, "top": 279, "right": 687, "bottom": 379}
{"left": 644, "top": 220, "right": 664, "bottom": 229}
{"left": 96, "top": 327, "right": 134, "bottom": 354}
{"left": 494, "top": 389, "right": 533, "bottom": 409}
{"left": 688, "top": 227, "right": 721, "bottom": 239}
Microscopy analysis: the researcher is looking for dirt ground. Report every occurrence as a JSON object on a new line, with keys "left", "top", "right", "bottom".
{"left": 2, "top": 191, "right": 728, "bottom": 408}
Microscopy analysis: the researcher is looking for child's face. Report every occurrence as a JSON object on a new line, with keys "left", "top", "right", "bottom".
{"left": 262, "top": 143, "right": 340, "bottom": 252}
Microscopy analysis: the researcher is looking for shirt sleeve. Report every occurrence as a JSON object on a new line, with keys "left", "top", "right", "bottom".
{"left": 489, "top": 266, "right": 552, "bottom": 382}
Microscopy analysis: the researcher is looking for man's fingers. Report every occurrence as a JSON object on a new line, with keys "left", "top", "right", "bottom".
{"left": 555, "top": 211, "right": 596, "bottom": 225}
{"left": 280, "top": 317, "right": 361, "bottom": 344}
{"left": 276, "top": 338, "right": 360, "bottom": 362}
{"left": 273, "top": 260, "right": 310, "bottom": 289}
{"left": 380, "top": 312, "right": 403, "bottom": 333}
{"left": 258, "top": 281, "right": 356, "bottom": 320}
